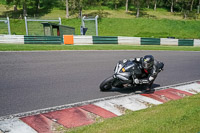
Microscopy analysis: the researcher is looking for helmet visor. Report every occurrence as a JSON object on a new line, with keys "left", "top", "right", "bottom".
{"left": 142, "top": 62, "right": 151, "bottom": 69}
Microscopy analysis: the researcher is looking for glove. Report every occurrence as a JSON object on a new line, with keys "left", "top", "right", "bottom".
{"left": 123, "top": 59, "right": 127, "bottom": 63}
{"left": 134, "top": 78, "right": 140, "bottom": 84}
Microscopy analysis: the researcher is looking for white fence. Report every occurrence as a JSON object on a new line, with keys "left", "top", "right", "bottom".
{"left": 0, "top": 35, "right": 200, "bottom": 47}
{"left": 160, "top": 38, "right": 178, "bottom": 46}
{"left": 0, "top": 35, "right": 24, "bottom": 44}
{"left": 118, "top": 37, "right": 141, "bottom": 45}
{"left": 194, "top": 39, "right": 200, "bottom": 47}
{"left": 74, "top": 35, "right": 93, "bottom": 45}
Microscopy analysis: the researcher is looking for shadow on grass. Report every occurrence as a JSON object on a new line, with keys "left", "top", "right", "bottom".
{"left": 127, "top": 8, "right": 157, "bottom": 18}
{"left": 83, "top": 10, "right": 111, "bottom": 19}
{"left": 0, "top": 7, "right": 52, "bottom": 19}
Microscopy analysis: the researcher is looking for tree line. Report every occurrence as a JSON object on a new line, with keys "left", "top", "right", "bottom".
{"left": 4, "top": 0, "right": 200, "bottom": 19}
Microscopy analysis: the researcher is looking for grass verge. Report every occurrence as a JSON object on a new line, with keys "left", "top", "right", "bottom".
{"left": 67, "top": 94, "right": 200, "bottom": 133}
{"left": 1, "top": 4, "right": 200, "bottom": 39}
{"left": 0, "top": 44, "right": 200, "bottom": 51}
{"left": 3, "top": 18, "right": 200, "bottom": 39}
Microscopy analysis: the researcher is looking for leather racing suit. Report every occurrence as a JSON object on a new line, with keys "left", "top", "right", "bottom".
{"left": 130, "top": 57, "right": 164, "bottom": 88}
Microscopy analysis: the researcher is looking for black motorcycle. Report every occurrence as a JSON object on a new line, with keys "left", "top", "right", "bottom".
{"left": 100, "top": 59, "right": 164, "bottom": 91}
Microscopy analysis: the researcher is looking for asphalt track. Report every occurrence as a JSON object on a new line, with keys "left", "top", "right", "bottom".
{"left": 0, "top": 50, "right": 200, "bottom": 117}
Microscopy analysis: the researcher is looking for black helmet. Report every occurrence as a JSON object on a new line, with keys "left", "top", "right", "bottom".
{"left": 142, "top": 55, "right": 154, "bottom": 69}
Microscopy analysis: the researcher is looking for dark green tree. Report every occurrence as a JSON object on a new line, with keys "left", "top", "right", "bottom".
{"left": 126, "top": 0, "right": 129, "bottom": 12}
{"left": 132, "top": 0, "right": 145, "bottom": 17}
{"left": 6, "top": 0, "right": 58, "bottom": 17}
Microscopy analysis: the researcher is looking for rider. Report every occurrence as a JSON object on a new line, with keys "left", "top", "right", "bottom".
{"left": 131, "top": 55, "right": 164, "bottom": 93}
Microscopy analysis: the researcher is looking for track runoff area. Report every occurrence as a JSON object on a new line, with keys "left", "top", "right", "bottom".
{"left": 0, "top": 79, "right": 200, "bottom": 133}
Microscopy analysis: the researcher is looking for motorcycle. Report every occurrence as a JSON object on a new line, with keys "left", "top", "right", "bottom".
{"left": 100, "top": 59, "right": 164, "bottom": 91}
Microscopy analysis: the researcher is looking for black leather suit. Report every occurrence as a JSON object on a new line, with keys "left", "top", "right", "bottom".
{"left": 130, "top": 57, "right": 164, "bottom": 87}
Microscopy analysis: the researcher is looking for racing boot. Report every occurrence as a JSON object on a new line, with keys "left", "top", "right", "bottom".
{"left": 142, "top": 85, "right": 155, "bottom": 94}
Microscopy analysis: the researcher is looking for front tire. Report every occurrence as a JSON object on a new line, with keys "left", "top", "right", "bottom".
{"left": 100, "top": 76, "right": 114, "bottom": 91}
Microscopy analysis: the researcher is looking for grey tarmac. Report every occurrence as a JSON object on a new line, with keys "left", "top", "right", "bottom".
{"left": 0, "top": 50, "right": 200, "bottom": 117}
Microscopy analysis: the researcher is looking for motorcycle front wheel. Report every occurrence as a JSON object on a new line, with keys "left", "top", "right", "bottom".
{"left": 100, "top": 76, "right": 114, "bottom": 91}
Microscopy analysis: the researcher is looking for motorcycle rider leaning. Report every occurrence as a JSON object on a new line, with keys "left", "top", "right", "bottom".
{"left": 129, "top": 55, "right": 164, "bottom": 93}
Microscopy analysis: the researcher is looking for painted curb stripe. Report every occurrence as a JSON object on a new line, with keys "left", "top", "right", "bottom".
{"left": 107, "top": 95, "right": 154, "bottom": 111}
{"left": 0, "top": 118, "right": 37, "bottom": 133}
{"left": 141, "top": 88, "right": 194, "bottom": 103}
{"left": 94, "top": 101, "right": 123, "bottom": 116}
{"left": 0, "top": 81, "right": 199, "bottom": 132}
{"left": 94, "top": 94, "right": 163, "bottom": 115}
{"left": 174, "top": 83, "right": 200, "bottom": 94}
{"left": 43, "top": 107, "right": 94, "bottom": 128}
{"left": 20, "top": 114, "right": 54, "bottom": 133}
{"left": 130, "top": 94, "right": 163, "bottom": 105}
{"left": 196, "top": 81, "right": 200, "bottom": 84}
{"left": 154, "top": 89, "right": 183, "bottom": 100}
{"left": 141, "top": 93, "right": 170, "bottom": 103}
{"left": 115, "top": 95, "right": 153, "bottom": 111}
{"left": 79, "top": 104, "right": 117, "bottom": 118}
{"left": 165, "top": 88, "right": 193, "bottom": 97}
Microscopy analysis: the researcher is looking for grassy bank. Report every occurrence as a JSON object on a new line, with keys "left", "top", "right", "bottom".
{"left": 0, "top": 44, "right": 200, "bottom": 51}
{"left": 0, "top": 18, "right": 199, "bottom": 39}
{"left": 67, "top": 94, "right": 200, "bottom": 133}
{"left": 1, "top": 4, "right": 200, "bottom": 39}
{"left": 96, "top": 18, "right": 200, "bottom": 39}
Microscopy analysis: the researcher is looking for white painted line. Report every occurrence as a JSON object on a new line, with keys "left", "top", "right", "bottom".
{"left": 0, "top": 118, "right": 37, "bottom": 133}
{"left": 174, "top": 83, "right": 200, "bottom": 94}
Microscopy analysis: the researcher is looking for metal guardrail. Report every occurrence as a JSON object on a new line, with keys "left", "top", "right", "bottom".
{"left": 82, "top": 15, "right": 98, "bottom": 36}
{"left": 24, "top": 17, "right": 61, "bottom": 36}
{"left": 0, "top": 17, "right": 11, "bottom": 35}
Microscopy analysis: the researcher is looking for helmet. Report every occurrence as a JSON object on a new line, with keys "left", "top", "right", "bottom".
{"left": 142, "top": 55, "right": 154, "bottom": 69}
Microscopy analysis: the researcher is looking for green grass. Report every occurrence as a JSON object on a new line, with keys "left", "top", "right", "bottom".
{"left": 67, "top": 94, "right": 200, "bottom": 133}
{"left": 4, "top": 17, "right": 200, "bottom": 39}
{"left": 0, "top": 44, "right": 200, "bottom": 51}
{"left": 4, "top": 18, "right": 200, "bottom": 39}
{"left": 96, "top": 18, "right": 200, "bottom": 39}
{"left": 1, "top": 4, "right": 200, "bottom": 39}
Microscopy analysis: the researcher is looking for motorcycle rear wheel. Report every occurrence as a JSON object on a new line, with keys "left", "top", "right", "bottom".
{"left": 100, "top": 76, "right": 114, "bottom": 91}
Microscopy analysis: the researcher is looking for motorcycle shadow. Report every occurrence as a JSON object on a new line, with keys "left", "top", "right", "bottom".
{"left": 107, "top": 84, "right": 160, "bottom": 94}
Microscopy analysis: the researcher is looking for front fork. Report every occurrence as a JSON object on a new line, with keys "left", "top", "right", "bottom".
{"left": 113, "top": 74, "right": 133, "bottom": 87}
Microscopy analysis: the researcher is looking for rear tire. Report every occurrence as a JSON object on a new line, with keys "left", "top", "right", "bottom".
{"left": 100, "top": 76, "right": 114, "bottom": 91}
